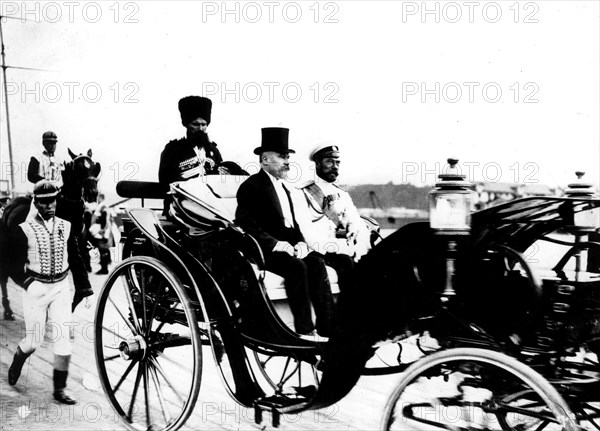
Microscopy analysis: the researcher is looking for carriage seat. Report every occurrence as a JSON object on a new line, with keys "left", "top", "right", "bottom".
{"left": 170, "top": 176, "right": 342, "bottom": 300}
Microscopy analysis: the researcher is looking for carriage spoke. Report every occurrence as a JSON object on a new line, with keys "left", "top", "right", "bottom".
{"left": 279, "top": 357, "right": 302, "bottom": 388}
{"left": 128, "top": 363, "right": 144, "bottom": 421}
{"left": 146, "top": 284, "right": 162, "bottom": 336}
{"left": 382, "top": 349, "right": 577, "bottom": 431}
{"left": 534, "top": 421, "right": 550, "bottom": 431}
{"left": 95, "top": 257, "right": 202, "bottom": 431}
{"left": 578, "top": 402, "right": 600, "bottom": 430}
{"left": 112, "top": 360, "right": 138, "bottom": 395}
{"left": 122, "top": 266, "right": 143, "bottom": 334}
{"left": 149, "top": 362, "right": 172, "bottom": 424}
{"left": 251, "top": 348, "right": 321, "bottom": 399}
{"left": 101, "top": 322, "right": 129, "bottom": 342}
{"left": 149, "top": 335, "right": 192, "bottom": 350}
{"left": 143, "top": 360, "right": 151, "bottom": 428}
{"left": 155, "top": 321, "right": 166, "bottom": 334}
{"left": 587, "top": 418, "right": 600, "bottom": 431}
{"left": 139, "top": 267, "right": 150, "bottom": 338}
{"left": 149, "top": 356, "right": 187, "bottom": 407}
{"left": 127, "top": 362, "right": 143, "bottom": 420}
{"left": 497, "top": 403, "right": 560, "bottom": 423}
{"left": 279, "top": 356, "right": 292, "bottom": 384}
{"left": 103, "top": 353, "right": 121, "bottom": 362}
{"left": 107, "top": 296, "right": 138, "bottom": 335}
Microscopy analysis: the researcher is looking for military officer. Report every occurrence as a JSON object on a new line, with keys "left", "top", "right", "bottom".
{"left": 298, "top": 142, "right": 371, "bottom": 261}
{"left": 159, "top": 96, "right": 228, "bottom": 214}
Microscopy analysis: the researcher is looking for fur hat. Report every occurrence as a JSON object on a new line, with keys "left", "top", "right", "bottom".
{"left": 178, "top": 96, "right": 212, "bottom": 126}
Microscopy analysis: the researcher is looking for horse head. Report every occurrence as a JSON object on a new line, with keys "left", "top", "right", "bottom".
{"left": 64, "top": 148, "right": 101, "bottom": 203}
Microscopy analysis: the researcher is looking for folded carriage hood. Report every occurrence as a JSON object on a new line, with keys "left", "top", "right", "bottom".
{"left": 471, "top": 196, "right": 600, "bottom": 252}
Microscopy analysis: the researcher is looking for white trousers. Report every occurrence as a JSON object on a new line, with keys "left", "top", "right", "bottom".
{"left": 19, "top": 278, "right": 74, "bottom": 356}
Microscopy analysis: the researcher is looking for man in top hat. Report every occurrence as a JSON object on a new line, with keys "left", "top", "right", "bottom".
{"left": 27, "top": 131, "right": 65, "bottom": 188}
{"left": 298, "top": 142, "right": 371, "bottom": 262}
{"left": 159, "top": 96, "right": 231, "bottom": 213}
{"left": 235, "top": 128, "right": 334, "bottom": 338}
{"left": 7, "top": 180, "right": 93, "bottom": 404}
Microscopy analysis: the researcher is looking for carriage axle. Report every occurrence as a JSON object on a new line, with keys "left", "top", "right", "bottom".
{"left": 119, "top": 335, "right": 147, "bottom": 361}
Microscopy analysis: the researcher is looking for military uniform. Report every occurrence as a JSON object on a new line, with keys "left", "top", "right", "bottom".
{"left": 158, "top": 136, "right": 223, "bottom": 213}
{"left": 158, "top": 136, "right": 223, "bottom": 185}
{"left": 158, "top": 96, "right": 225, "bottom": 214}
{"left": 299, "top": 179, "right": 371, "bottom": 260}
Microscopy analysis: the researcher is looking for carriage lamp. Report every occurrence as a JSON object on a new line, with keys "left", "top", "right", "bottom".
{"left": 565, "top": 171, "right": 599, "bottom": 232}
{"left": 564, "top": 171, "right": 599, "bottom": 277}
{"left": 429, "top": 158, "right": 475, "bottom": 300}
{"left": 429, "top": 158, "right": 474, "bottom": 235}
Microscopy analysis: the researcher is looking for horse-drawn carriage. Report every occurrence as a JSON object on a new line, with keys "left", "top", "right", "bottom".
{"left": 94, "top": 164, "right": 600, "bottom": 431}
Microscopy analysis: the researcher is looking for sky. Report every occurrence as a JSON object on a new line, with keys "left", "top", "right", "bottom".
{"left": 0, "top": 0, "right": 599, "bottom": 203}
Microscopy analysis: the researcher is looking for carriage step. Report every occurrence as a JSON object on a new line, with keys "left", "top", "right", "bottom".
{"left": 253, "top": 390, "right": 314, "bottom": 428}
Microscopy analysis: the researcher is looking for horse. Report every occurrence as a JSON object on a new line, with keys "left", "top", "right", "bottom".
{"left": 0, "top": 149, "right": 101, "bottom": 320}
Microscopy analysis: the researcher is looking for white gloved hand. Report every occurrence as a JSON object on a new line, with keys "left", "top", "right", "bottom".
{"left": 346, "top": 221, "right": 359, "bottom": 245}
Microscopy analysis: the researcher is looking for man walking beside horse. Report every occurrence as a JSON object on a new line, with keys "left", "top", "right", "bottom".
{"left": 0, "top": 145, "right": 100, "bottom": 320}
{"left": 6, "top": 180, "right": 93, "bottom": 404}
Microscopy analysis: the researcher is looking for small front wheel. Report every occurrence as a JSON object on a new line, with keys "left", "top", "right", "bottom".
{"left": 95, "top": 256, "right": 202, "bottom": 431}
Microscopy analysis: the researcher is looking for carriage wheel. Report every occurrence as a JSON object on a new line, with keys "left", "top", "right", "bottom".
{"left": 95, "top": 256, "right": 201, "bottom": 431}
{"left": 249, "top": 348, "right": 322, "bottom": 400}
{"left": 382, "top": 348, "right": 577, "bottom": 431}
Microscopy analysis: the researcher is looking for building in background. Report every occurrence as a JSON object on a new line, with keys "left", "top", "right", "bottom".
{"left": 474, "top": 182, "right": 556, "bottom": 210}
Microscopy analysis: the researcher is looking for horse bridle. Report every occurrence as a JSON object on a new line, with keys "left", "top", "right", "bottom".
{"left": 58, "top": 155, "right": 99, "bottom": 203}
{"left": 71, "top": 155, "right": 100, "bottom": 184}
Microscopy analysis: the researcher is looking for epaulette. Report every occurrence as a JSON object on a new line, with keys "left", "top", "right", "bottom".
{"left": 167, "top": 137, "right": 185, "bottom": 146}
{"left": 332, "top": 183, "right": 347, "bottom": 191}
{"left": 296, "top": 179, "right": 316, "bottom": 190}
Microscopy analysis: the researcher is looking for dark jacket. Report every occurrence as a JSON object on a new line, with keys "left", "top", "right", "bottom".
{"left": 235, "top": 169, "right": 304, "bottom": 253}
{"left": 158, "top": 134, "right": 223, "bottom": 214}
{"left": 158, "top": 136, "right": 223, "bottom": 187}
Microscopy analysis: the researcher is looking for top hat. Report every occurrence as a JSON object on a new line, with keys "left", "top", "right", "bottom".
{"left": 42, "top": 131, "right": 58, "bottom": 142}
{"left": 178, "top": 96, "right": 212, "bottom": 126}
{"left": 309, "top": 141, "right": 340, "bottom": 161}
{"left": 33, "top": 180, "right": 59, "bottom": 199}
{"left": 254, "top": 127, "right": 295, "bottom": 155}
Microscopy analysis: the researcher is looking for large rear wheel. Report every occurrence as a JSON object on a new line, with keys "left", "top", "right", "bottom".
{"left": 95, "top": 256, "right": 202, "bottom": 431}
{"left": 382, "top": 348, "right": 577, "bottom": 431}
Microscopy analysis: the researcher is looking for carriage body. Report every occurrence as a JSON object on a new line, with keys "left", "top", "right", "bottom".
{"left": 95, "top": 176, "right": 600, "bottom": 431}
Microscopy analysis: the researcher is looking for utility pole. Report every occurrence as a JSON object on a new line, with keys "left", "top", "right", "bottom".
{"left": 0, "top": 16, "right": 50, "bottom": 197}
{"left": 0, "top": 18, "right": 15, "bottom": 196}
